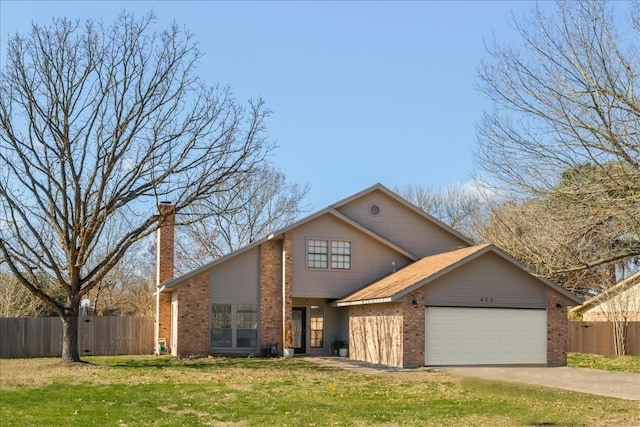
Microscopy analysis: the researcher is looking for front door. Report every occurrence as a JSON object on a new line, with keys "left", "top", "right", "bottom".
{"left": 292, "top": 307, "right": 306, "bottom": 354}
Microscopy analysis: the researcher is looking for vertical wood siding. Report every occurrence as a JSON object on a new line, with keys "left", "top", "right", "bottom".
{"left": 0, "top": 317, "right": 154, "bottom": 358}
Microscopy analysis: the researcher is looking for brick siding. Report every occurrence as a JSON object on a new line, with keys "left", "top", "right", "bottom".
{"left": 158, "top": 292, "right": 172, "bottom": 349}
{"left": 402, "top": 289, "right": 425, "bottom": 368}
{"left": 156, "top": 203, "right": 174, "bottom": 352}
{"left": 259, "top": 233, "right": 292, "bottom": 355}
{"left": 176, "top": 270, "right": 211, "bottom": 357}
{"left": 547, "top": 289, "right": 569, "bottom": 366}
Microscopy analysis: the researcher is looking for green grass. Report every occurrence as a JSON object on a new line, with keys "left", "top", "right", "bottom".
{"left": 1, "top": 356, "right": 638, "bottom": 426}
{"left": 568, "top": 352, "right": 640, "bottom": 373}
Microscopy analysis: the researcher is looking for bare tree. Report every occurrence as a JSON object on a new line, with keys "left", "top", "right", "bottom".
{"left": 85, "top": 241, "right": 156, "bottom": 316}
{"left": 394, "top": 183, "right": 487, "bottom": 242}
{"left": 475, "top": 0, "right": 640, "bottom": 272}
{"left": 0, "top": 272, "right": 58, "bottom": 317}
{"left": 478, "top": 196, "right": 629, "bottom": 297}
{"left": 0, "top": 12, "right": 271, "bottom": 362}
{"left": 177, "top": 166, "right": 309, "bottom": 271}
{"left": 595, "top": 271, "right": 640, "bottom": 356}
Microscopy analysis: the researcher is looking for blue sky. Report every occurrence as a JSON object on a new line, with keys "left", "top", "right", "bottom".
{"left": 0, "top": 0, "right": 540, "bottom": 210}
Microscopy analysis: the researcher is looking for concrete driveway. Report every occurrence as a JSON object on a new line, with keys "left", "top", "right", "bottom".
{"left": 445, "top": 366, "right": 640, "bottom": 400}
{"left": 307, "top": 358, "right": 639, "bottom": 400}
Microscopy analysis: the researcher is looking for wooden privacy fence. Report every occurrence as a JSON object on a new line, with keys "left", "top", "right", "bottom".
{"left": 0, "top": 316, "right": 154, "bottom": 358}
{"left": 568, "top": 321, "right": 640, "bottom": 356}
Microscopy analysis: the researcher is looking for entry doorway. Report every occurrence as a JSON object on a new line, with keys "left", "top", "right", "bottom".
{"left": 292, "top": 307, "right": 306, "bottom": 354}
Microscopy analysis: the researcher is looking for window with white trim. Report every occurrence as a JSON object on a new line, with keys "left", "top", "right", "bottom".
{"left": 236, "top": 304, "right": 258, "bottom": 348}
{"left": 310, "top": 305, "right": 324, "bottom": 348}
{"left": 331, "top": 240, "right": 351, "bottom": 269}
{"left": 307, "top": 239, "right": 328, "bottom": 269}
{"left": 307, "top": 239, "right": 351, "bottom": 270}
{"left": 211, "top": 303, "right": 257, "bottom": 349}
{"left": 211, "top": 304, "right": 232, "bottom": 347}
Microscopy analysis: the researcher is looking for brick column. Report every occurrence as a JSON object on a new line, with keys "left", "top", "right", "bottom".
{"left": 547, "top": 289, "right": 569, "bottom": 366}
{"left": 260, "top": 238, "right": 283, "bottom": 353}
{"left": 402, "top": 289, "right": 425, "bottom": 368}
{"left": 259, "top": 233, "right": 293, "bottom": 355}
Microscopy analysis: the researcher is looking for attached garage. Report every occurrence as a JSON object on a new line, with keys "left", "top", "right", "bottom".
{"left": 338, "top": 244, "right": 582, "bottom": 368}
{"left": 425, "top": 307, "right": 547, "bottom": 365}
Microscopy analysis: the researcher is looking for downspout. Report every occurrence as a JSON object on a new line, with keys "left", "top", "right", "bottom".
{"left": 154, "top": 230, "right": 165, "bottom": 355}
{"left": 154, "top": 262, "right": 161, "bottom": 356}
{"left": 282, "top": 242, "right": 286, "bottom": 351}
{"left": 154, "top": 286, "right": 161, "bottom": 355}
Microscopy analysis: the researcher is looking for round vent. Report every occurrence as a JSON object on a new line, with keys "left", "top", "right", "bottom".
{"left": 369, "top": 204, "right": 381, "bottom": 216}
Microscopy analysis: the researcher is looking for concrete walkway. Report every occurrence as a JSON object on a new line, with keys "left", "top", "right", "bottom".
{"left": 305, "top": 357, "right": 640, "bottom": 400}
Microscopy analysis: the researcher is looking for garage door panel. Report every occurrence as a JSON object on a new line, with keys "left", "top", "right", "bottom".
{"left": 425, "top": 307, "right": 547, "bottom": 365}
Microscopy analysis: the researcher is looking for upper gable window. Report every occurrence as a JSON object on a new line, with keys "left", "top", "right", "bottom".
{"left": 307, "top": 239, "right": 328, "bottom": 269}
{"left": 307, "top": 239, "right": 351, "bottom": 270}
{"left": 331, "top": 240, "right": 351, "bottom": 269}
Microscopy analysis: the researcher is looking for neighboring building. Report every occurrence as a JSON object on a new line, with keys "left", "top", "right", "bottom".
{"left": 570, "top": 271, "right": 640, "bottom": 322}
{"left": 155, "top": 184, "right": 581, "bottom": 368}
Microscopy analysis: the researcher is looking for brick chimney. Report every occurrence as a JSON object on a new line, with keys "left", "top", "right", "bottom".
{"left": 156, "top": 202, "right": 175, "bottom": 355}
{"left": 156, "top": 202, "right": 175, "bottom": 284}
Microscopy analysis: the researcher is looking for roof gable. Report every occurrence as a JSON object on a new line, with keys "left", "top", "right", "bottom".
{"left": 570, "top": 271, "right": 640, "bottom": 314}
{"left": 162, "top": 194, "right": 420, "bottom": 289}
{"left": 333, "top": 184, "right": 473, "bottom": 247}
{"left": 336, "top": 244, "right": 582, "bottom": 306}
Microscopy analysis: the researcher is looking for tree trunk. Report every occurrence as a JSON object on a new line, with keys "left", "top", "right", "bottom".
{"left": 61, "top": 308, "right": 81, "bottom": 363}
{"left": 613, "top": 321, "right": 627, "bottom": 356}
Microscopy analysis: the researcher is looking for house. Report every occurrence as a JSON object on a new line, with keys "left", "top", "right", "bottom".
{"left": 569, "top": 271, "right": 640, "bottom": 322}
{"left": 155, "top": 184, "right": 581, "bottom": 368}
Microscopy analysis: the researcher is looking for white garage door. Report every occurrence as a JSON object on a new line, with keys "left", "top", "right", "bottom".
{"left": 425, "top": 307, "right": 547, "bottom": 365}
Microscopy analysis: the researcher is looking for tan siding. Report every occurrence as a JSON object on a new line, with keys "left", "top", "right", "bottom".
{"left": 582, "top": 285, "right": 640, "bottom": 321}
{"left": 210, "top": 247, "right": 259, "bottom": 304}
{"left": 291, "top": 297, "right": 347, "bottom": 356}
{"left": 336, "top": 189, "right": 468, "bottom": 257}
{"left": 291, "top": 214, "right": 412, "bottom": 299}
{"left": 424, "top": 252, "right": 546, "bottom": 308}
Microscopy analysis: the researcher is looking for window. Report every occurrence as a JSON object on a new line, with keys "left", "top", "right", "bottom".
{"left": 307, "top": 239, "right": 328, "bottom": 269}
{"left": 211, "top": 303, "right": 257, "bottom": 349}
{"left": 331, "top": 240, "right": 351, "bottom": 269}
{"left": 236, "top": 304, "right": 258, "bottom": 348}
{"left": 310, "top": 305, "right": 324, "bottom": 348}
{"left": 307, "top": 239, "right": 351, "bottom": 270}
{"left": 211, "top": 304, "right": 232, "bottom": 347}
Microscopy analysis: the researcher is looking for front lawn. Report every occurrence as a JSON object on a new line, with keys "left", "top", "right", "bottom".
{"left": 568, "top": 352, "right": 640, "bottom": 373}
{"left": 1, "top": 356, "right": 638, "bottom": 426}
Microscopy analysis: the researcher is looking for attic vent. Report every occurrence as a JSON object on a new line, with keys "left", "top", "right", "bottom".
{"left": 369, "top": 204, "right": 381, "bottom": 216}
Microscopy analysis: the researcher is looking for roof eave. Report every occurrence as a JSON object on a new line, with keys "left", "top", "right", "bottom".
{"left": 336, "top": 297, "right": 394, "bottom": 307}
